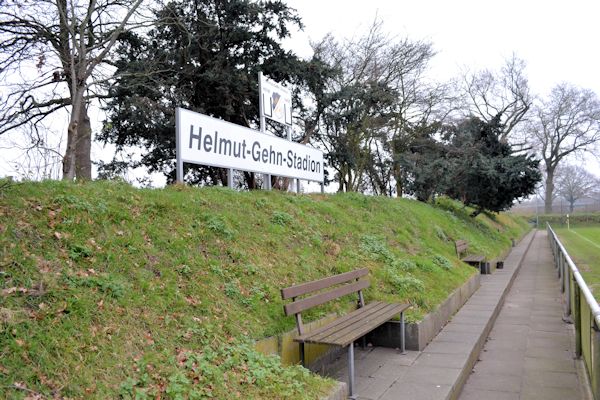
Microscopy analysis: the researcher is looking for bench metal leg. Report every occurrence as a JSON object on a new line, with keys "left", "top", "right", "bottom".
{"left": 299, "top": 342, "right": 305, "bottom": 367}
{"left": 401, "top": 311, "right": 406, "bottom": 354}
{"left": 348, "top": 342, "right": 357, "bottom": 399}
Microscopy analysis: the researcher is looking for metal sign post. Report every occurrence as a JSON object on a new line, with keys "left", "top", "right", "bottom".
{"left": 259, "top": 72, "right": 297, "bottom": 192}
{"left": 258, "top": 72, "right": 271, "bottom": 190}
{"left": 286, "top": 124, "right": 299, "bottom": 193}
{"left": 176, "top": 108, "right": 184, "bottom": 183}
{"left": 227, "top": 169, "right": 234, "bottom": 188}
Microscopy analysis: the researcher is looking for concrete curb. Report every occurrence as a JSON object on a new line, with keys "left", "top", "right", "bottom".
{"left": 366, "top": 273, "right": 481, "bottom": 351}
{"left": 321, "top": 382, "right": 348, "bottom": 400}
{"left": 449, "top": 229, "right": 537, "bottom": 399}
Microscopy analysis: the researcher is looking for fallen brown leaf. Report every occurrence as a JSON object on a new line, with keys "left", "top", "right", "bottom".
{"left": 2, "top": 287, "right": 28, "bottom": 296}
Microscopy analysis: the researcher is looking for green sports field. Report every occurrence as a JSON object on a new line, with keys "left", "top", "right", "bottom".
{"left": 555, "top": 226, "right": 600, "bottom": 301}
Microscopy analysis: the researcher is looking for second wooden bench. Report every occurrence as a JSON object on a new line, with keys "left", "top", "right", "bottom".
{"left": 455, "top": 239, "right": 489, "bottom": 274}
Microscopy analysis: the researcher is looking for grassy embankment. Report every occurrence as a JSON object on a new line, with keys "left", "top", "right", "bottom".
{"left": 554, "top": 225, "right": 600, "bottom": 301}
{"left": 0, "top": 180, "right": 529, "bottom": 399}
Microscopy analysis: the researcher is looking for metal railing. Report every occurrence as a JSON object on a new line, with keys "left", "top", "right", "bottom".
{"left": 547, "top": 223, "right": 600, "bottom": 399}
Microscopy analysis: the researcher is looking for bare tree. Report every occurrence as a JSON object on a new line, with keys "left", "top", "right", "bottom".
{"left": 0, "top": 0, "right": 146, "bottom": 180}
{"left": 528, "top": 83, "right": 600, "bottom": 213}
{"left": 461, "top": 54, "right": 532, "bottom": 143}
{"left": 309, "top": 20, "right": 444, "bottom": 194}
{"left": 0, "top": 122, "right": 64, "bottom": 180}
{"left": 555, "top": 165, "right": 598, "bottom": 213}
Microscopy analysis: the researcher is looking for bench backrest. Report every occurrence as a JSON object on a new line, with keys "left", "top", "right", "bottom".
{"left": 281, "top": 268, "right": 369, "bottom": 335}
{"left": 455, "top": 240, "right": 469, "bottom": 257}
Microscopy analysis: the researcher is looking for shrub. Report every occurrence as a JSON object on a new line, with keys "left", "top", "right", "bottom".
{"left": 432, "top": 255, "right": 453, "bottom": 270}
{"left": 205, "top": 215, "right": 234, "bottom": 238}
{"left": 360, "top": 235, "right": 394, "bottom": 263}
{"left": 433, "top": 225, "right": 447, "bottom": 241}
{"left": 392, "top": 259, "right": 417, "bottom": 272}
{"left": 388, "top": 274, "right": 425, "bottom": 293}
{"left": 271, "top": 211, "right": 293, "bottom": 226}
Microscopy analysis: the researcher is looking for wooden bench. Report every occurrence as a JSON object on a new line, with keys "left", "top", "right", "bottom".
{"left": 281, "top": 268, "right": 409, "bottom": 399}
{"left": 455, "top": 239, "right": 489, "bottom": 274}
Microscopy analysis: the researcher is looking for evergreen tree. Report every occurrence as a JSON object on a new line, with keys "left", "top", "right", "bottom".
{"left": 399, "top": 122, "right": 449, "bottom": 202}
{"left": 401, "top": 116, "right": 541, "bottom": 215}
{"left": 99, "top": 0, "right": 314, "bottom": 186}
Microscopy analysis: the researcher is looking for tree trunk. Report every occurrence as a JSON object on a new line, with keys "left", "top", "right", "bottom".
{"left": 62, "top": 120, "right": 78, "bottom": 180}
{"left": 569, "top": 200, "right": 575, "bottom": 213}
{"left": 394, "top": 162, "right": 403, "bottom": 197}
{"left": 63, "top": 87, "right": 85, "bottom": 180}
{"left": 75, "top": 106, "right": 92, "bottom": 180}
{"left": 243, "top": 171, "right": 257, "bottom": 189}
{"left": 544, "top": 167, "right": 555, "bottom": 214}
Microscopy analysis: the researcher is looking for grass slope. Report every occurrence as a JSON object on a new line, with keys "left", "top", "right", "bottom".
{"left": 0, "top": 180, "right": 529, "bottom": 399}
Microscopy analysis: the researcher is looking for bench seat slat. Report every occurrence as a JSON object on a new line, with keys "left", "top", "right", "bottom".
{"left": 281, "top": 268, "right": 369, "bottom": 300}
{"left": 284, "top": 279, "right": 370, "bottom": 316}
{"left": 296, "top": 301, "right": 409, "bottom": 347}
{"left": 462, "top": 255, "right": 485, "bottom": 263}
{"left": 298, "top": 302, "right": 409, "bottom": 347}
{"left": 315, "top": 303, "right": 408, "bottom": 346}
{"left": 302, "top": 302, "right": 390, "bottom": 343}
{"left": 292, "top": 301, "right": 383, "bottom": 340}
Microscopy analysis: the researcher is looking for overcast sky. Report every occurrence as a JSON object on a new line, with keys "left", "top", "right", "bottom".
{"left": 282, "top": 0, "right": 600, "bottom": 178}
{"left": 284, "top": 0, "right": 600, "bottom": 96}
{"left": 3, "top": 0, "right": 600, "bottom": 181}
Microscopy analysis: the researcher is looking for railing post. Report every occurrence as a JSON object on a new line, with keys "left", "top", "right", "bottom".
{"left": 564, "top": 267, "right": 571, "bottom": 320}
{"left": 592, "top": 324, "right": 600, "bottom": 399}
{"left": 559, "top": 255, "right": 564, "bottom": 291}
{"left": 564, "top": 257, "right": 568, "bottom": 294}
{"left": 574, "top": 284, "right": 582, "bottom": 357}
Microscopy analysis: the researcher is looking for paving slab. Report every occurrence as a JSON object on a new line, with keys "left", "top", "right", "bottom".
{"left": 459, "top": 388, "right": 520, "bottom": 400}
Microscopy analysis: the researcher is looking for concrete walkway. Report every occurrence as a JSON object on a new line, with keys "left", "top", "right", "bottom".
{"left": 326, "top": 230, "right": 589, "bottom": 400}
{"left": 458, "top": 230, "right": 585, "bottom": 400}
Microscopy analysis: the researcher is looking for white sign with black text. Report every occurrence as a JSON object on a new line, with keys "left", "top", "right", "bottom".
{"left": 176, "top": 108, "right": 324, "bottom": 182}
